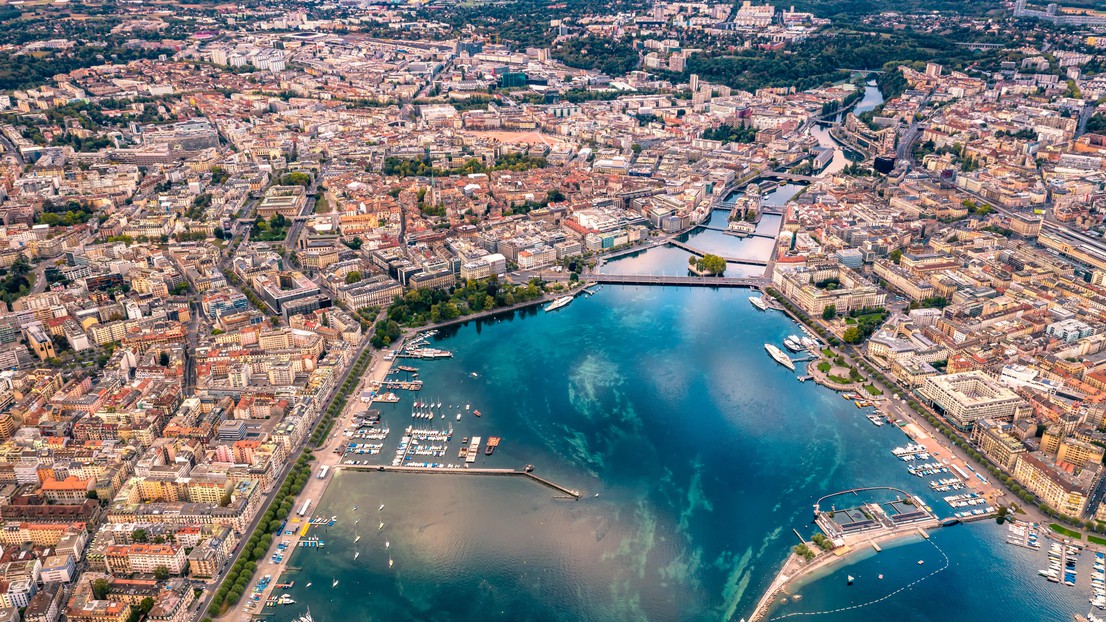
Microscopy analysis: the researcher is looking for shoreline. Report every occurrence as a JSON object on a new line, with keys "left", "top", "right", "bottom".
{"left": 748, "top": 526, "right": 939, "bottom": 622}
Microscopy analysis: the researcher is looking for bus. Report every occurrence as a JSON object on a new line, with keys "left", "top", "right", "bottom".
{"left": 316, "top": 465, "right": 330, "bottom": 480}
{"left": 297, "top": 499, "right": 312, "bottom": 517}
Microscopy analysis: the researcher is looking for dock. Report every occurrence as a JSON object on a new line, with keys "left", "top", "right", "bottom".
{"left": 341, "top": 464, "right": 583, "bottom": 499}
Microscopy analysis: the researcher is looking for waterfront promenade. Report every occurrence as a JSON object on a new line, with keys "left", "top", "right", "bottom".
{"left": 221, "top": 336, "right": 405, "bottom": 621}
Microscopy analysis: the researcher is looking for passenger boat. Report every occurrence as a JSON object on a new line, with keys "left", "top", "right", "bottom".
{"left": 783, "top": 336, "right": 803, "bottom": 352}
{"left": 749, "top": 296, "right": 769, "bottom": 311}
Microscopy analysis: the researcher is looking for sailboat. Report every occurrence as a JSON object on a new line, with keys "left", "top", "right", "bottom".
{"left": 305, "top": 583, "right": 312, "bottom": 588}
{"left": 379, "top": 504, "right": 385, "bottom": 512}
{"left": 332, "top": 579, "right": 339, "bottom": 588}
{"left": 389, "top": 558, "right": 394, "bottom": 568}
{"left": 385, "top": 541, "right": 390, "bottom": 549}
{"left": 379, "top": 521, "right": 384, "bottom": 531}
{"left": 355, "top": 534, "right": 361, "bottom": 543}
{"left": 847, "top": 575, "right": 854, "bottom": 585}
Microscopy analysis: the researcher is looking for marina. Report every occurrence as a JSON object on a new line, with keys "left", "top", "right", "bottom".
{"left": 271, "top": 286, "right": 1090, "bottom": 622}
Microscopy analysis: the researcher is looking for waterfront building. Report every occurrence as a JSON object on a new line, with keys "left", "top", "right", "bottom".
{"left": 918, "top": 371, "right": 1029, "bottom": 430}
{"left": 971, "top": 418, "right": 1027, "bottom": 470}
{"left": 771, "top": 263, "right": 886, "bottom": 316}
{"left": 1013, "top": 451, "right": 1098, "bottom": 517}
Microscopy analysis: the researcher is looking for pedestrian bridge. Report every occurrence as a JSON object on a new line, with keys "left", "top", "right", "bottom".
{"left": 591, "top": 274, "right": 761, "bottom": 287}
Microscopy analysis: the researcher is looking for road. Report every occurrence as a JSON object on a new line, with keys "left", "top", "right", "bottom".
{"left": 283, "top": 177, "right": 322, "bottom": 252}
{"left": 0, "top": 131, "right": 24, "bottom": 166}
{"left": 208, "top": 330, "right": 388, "bottom": 622}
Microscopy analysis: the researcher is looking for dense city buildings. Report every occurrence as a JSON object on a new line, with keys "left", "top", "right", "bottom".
{"left": 0, "top": 0, "right": 1105, "bottom": 619}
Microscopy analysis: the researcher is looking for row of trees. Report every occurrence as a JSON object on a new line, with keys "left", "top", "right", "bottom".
{"left": 209, "top": 454, "right": 314, "bottom": 616}
{"left": 310, "top": 348, "right": 372, "bottom": 447}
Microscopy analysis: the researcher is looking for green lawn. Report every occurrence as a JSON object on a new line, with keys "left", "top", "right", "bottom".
{"left": 817, "top": 361, "right": 831, "bottom": 373}
{"left": 1050, "top": 523, "right": 1083, "bottom": 539}
{"left": 1088, "top": 535, "right": 1106, "bottom": 547}
{"left": 827, "top": 374, "right": 852, "bottom": 384}
{"left": 862, "top": 384, "right": 883, "bottom": 396}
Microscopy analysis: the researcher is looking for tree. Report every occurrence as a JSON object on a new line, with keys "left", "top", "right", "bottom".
{"left": 822, "top": 305, "right": 836, "bottom": 320}
{"left": 132, "top": 528, "right": 148, "bottom": 543}
{"left": 154, "top": 566, "right": 170, "bottom": 581}
{"left": 159, "top": 352, "right": 170, "bottom": 367}
{"left": 139, "top": 597, "right": 155, "bottom": 614}
{"left": 345, "top": 271, "right": 362, "bottom": 284}
{"left": 889, "top": 249, "right": 903, "bottom": 264}
{"left": 92, "top": 578, "right": 110, "bottom": 600}
{"left": 842, "top": 326, "right": 862, "bottom": 344}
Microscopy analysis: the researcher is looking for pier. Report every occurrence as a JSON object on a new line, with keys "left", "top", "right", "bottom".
{"left": 590, "top": 274, "right": 762, "bottom": 287}
{"left": 341, "top": 464, "right": 583, "bottom": 499}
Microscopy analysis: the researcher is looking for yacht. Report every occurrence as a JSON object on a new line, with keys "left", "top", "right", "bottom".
{"left": 764, "top": 344, "right": 795, "bottom": 371}
{"left": 749, "top": 296, "right": 769, "bottom": 311}
{"left": 783, "top": 336, "right": 803, "bottom": 352}
{"left": 545, "top": 296, "right": 574, "bottom": 312}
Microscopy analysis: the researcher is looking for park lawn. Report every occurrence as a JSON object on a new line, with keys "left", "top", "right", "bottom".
{"left": 1089, "top": 535, "right": 1106, "bottom": 547}
{"left": 863, "top": 384, "right": 883, "bottom": 396}
{"left": 1050, "top": 523, "right": 1082, "bottom": 539}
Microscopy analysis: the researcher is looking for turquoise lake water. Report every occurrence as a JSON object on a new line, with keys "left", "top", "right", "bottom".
{"left": 268, "top": 286, "right": 1094, "bottom": 622}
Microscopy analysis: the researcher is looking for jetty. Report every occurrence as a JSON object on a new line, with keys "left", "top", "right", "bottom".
{"left": 341, "top": 464, "right": 582, "bottom": 499}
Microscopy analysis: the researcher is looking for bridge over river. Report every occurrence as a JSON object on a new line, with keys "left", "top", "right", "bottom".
{"left": 590, "top": 274, "right": 762, "bottom": 288}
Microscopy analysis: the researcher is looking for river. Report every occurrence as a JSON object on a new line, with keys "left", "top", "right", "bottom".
{"left": 265, "top": 285, "right": 1094, "bottom": 622}
{"left": 812, "top": 82, "right": 883, "bottom": 177}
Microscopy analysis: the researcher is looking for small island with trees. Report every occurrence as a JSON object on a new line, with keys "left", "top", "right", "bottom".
{"left": 688, "top": 253, "right": 727, "bottom": 276}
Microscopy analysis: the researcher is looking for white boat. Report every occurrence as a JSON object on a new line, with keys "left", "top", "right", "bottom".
{"left": 305, "top": 583, "right": 312, "bottom": 588}
{"left": 354, "top": 551, "right": 360, "bottom": 560}
{"left": 783, "top": 336, "right": 803, "bottom": 352}
{"left": 386, "top": 541, "right": 390, "bottom": 549}
{"left": 332, "top": 579, "right": 339, "bottom": 588}
{"left": 355, "top": 535, "right": 361, "bottom": 543}
{"left": 379, "top": 521, "right": 384, "bottom": 530}
{"left": 389, "top": 558, "right": 394, "bottom": 568}
{"left": 545, "top": 296, "right": 574, "bottom": 312}
{"left": 379, "top": 504, "right": 385, "bottom": 511}
{"left": 749, "top": 296, "right": 769, "bottom": 311}
{"left": 764, "top": 344, "right": 795, "bottom": 371}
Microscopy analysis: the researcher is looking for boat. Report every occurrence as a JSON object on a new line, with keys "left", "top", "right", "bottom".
{"left": 379, "top": 504, "right": 385, "bottom": 511}
{"left": 878, "top": 574, "right": 883, "bottom": 580}
{"left": 474, "top": 410, "right": 481, "bottom": 417}
{"left": 386, "top": 541, "right": 390, "bottom": 549}
{"left": 485, "top": 445, "right": 495, "bottom": 456}
{"left": 847, "top": 575, "right": 854, "bottom": 585}
{"left": 470, "top": 372, "right": 478, "bottom": 378}
{"left": 546, "top": 296, "right": 574, "bottom": 312}
{"left": 354, "top": 551, "right": 360, "bottom": 560}
{"left": 749, "top": 296, "right": 769, "bottom": 311}
{"left": 353, "top": 505, "right": 359, "bottom": 511}
{"left": 917, "top": 560, "right": 924, "bottom": 565}
{"left": 764, "top": 344, "right": 795, "bottom": 371}
{"left": 783, "top": 335, "right": 804, "bottom": 352}
{"left": 305, "top": 583, "right": 312, "bottom": 588}
{"left": 354, "top": 534, "right": 361, "bottom": 543}
{"left": 296, "top": 608, "right": 315, "bottom": 622}
{"left": 389, "top": 558, "right": 394, "bottom": 568}
{"left": 332, "top": 579, "right": 339, "bottom": 588}
{"left": 456, "top": 414, "right": 462, "bottom": 421}
{"left": 379, "top": 521, "right": 384, "bottom": 530}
